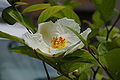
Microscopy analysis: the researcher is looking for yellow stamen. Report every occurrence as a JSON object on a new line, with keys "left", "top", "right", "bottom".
{"left": 51, "top": 37, "right": 66, "bottom": 49}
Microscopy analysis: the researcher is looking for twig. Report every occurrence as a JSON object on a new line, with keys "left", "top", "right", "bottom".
{"left": 42, "top": 61, "right": 51, "bottom": 80}
{"left": 106, "top": 13, "right": 120, "bottom": 41}
{"left": 34, "top": 50, "right": 50, "bottom": 80}
{"left": 87, "top": 46, "right": 115, "bottom": 80}
{"left": 91, "top": 67, "right": 100, "bottom": 80}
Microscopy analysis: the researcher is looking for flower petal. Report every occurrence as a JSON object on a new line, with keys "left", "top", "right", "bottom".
{"left": 37, "top": 21, "right": 64, "bottom": 46}
{"left": 65, "top": 28, "right": 91, "bottom": 55}
{"left": 55, "top": 18, "right": 81, "bottom": 47}
{"left": 55, "top": 17, "right": 80, "bottom": 33}
{"left": 23, "top": 32, "right": 52, "bottom": 55}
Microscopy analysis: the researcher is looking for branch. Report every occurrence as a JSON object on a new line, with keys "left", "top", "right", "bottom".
{"left": 106, "top": 13, "right": 120, "bottom": 41}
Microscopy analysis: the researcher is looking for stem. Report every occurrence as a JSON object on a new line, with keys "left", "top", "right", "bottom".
{"left": 42, "top": 61, "right": 51, "bottom": 80}
{"left": 34, "top": 51, "right": 50, "bottom": 80}
{"left": 87, "top": 46, "right": 115, "bottom": 80}
{"left": 106, "top": 13, "right": 120, "bottom": 41}
{"left": 91, "top": 67, "right": 99, "bottom": 80}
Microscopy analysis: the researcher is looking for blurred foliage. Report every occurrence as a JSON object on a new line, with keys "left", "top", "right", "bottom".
{"left": 1, "top": 0, "right": 120, "bottom": 80}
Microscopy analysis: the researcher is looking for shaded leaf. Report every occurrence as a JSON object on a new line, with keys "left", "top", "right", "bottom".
{"left": 49, "top": 0, "right": 57, "bottom": 6}
{"left": 105, "top": 48, "right": 120, "bottom": 80}
{"left": 79, "top": 72, "right": 88, "bottom": 80}
{"left": 92, "top": 0, "right": 116, "bottom": 22}
{"left": 92, "top": 11, "right": 104, "bottom": 28}
{"left": 2, "top": 6, "right": 16, "bottom": 25}
{"left": 7, "top": 0, "right": 20, "bottom": 5}
{"left": 8, "top": 10, "right": 36, "bottom": 33}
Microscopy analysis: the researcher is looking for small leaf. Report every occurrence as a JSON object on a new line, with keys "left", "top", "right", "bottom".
{"left": 2, "top": 6, "right": 16, "bottom": 25}
{"left": 22, "top": 4, "right": 51, "bottom": 14}
{"left": 38, "top": 6, "right": 65, "bottom": 23}
{"left": 62, "top": 8, "right": 80, "bottom": 24}
{"left": 0, "top": 31, "right": 25, "bottom": 44}
{"left": 66, "top": 26, "right": 88, "bottom": 47}
{"left": 15, "top": 2, "right": 28, "bottom": 5}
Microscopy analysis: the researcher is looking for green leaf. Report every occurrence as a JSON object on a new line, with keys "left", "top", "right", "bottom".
{"left": 51, "top": 76, "right": 69, "bottom": 80}
{"left": 7, "top": 0, "right": 20, "bottom": 5}
{"left": 98, "top": 42, "right": 119, "bottom": 55}
{"left": 11, "top": 46, "right": 57, "bottom": 66}
{"left": 112, "top": 37, "right": 120, "bottom": 47}
{"left": 88, "top": 28, "right": 99, "bottom": 38}
{"left": 0, "top": 31, "right": 25, "bottom": 44}
{"left": 59, "top": 49, "right": 94, "bottom": 74}
{"left": 15, "top": 2, "right": 28, "bottom": 5}
{"left": 78, "top": 63, "right": 94, "bottom": 73}
{"left": 66, "top": 26, "right": 88, "bottom": 47}
{"left": 10, "top": 46, "right": 37, "bottom": 58}
{"left": 92, "top": 0, "right": 116, "bottom": 22}
{"left": 95, "top": 74, "right": 104, "bottom": 80}
{"left": 22, "top": 4, "right": 51, "bottom": 14}
{"left": 98, "top": 42, "right": 108, "bottom": 55}
{"left": 63, "top": 0, "right": 80, "bottom": 8}
{"left": 99, "top": 26, "right": 119, "bottom": 39}
{"left": 63, "top": 0, "right": 72, "bottom": 5}
{"left": 105, "top": 48, "right": 120, "bottom": 80}
{"left": 62, "top": 8, "right": 80, "bottom": 24}
{"left": 79, "top": 72, "right": 88, "bottom": 80}
{"left": 67, "top": 2, "right": 80, "bottom": 8}
{"left": 8, "top": 10, "right": 36, "bottom": 33}
{"left": 2, "top": 6, "right": 16, "bottom": 25}
{"left": 92, "top": 11, "right": 104, "bottom": 28}
{"left": 38, "top": 6, "right": 65, "bottom": 23}
{"left": 49, "top": 0, "right": 57, "bottom": 6}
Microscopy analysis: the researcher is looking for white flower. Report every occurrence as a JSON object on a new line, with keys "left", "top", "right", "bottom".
{"left": 23, "top": 18, "right": 91, "bottom": 56}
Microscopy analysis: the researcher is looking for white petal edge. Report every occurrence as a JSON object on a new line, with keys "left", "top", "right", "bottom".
{"left": 23, "top": 32, "right": 52, "bottom": 55}
{"left": 55, "top": 17, "right": 80, "bottom": 33}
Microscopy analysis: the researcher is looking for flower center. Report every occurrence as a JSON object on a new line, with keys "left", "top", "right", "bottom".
{"left": 51, "top": 37, "right": 66, "bottom": 49}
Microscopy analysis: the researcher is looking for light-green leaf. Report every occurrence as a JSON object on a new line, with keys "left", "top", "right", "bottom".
{"left": 0, "top": 31, "right": 25, "bottom": 44}
{"left": 15, "top": 2, "right": 28, "bottom": 5}
{"left": 22, "top": 4, "right": 51, "bottom": 13}
{"left": 62, "top": 8, "right": 80, "bottom": 24}
{"left": 38, "top": 6, "right": 65, "bottom": 23}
